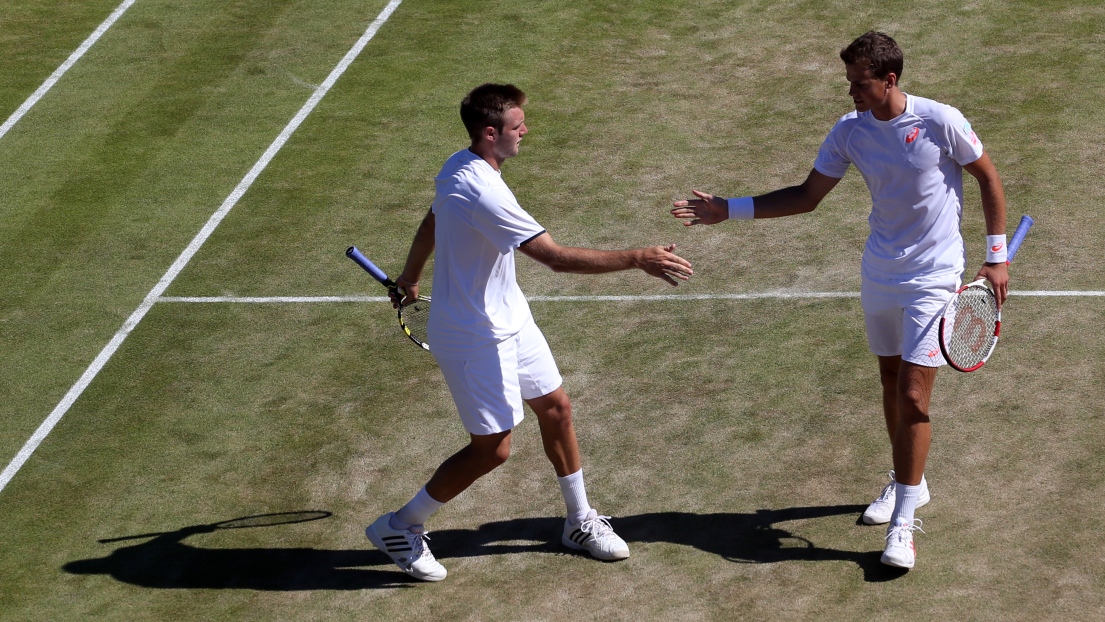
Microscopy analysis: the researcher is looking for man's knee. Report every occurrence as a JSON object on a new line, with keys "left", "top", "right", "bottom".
{"left": 896, "top": 363, "right": 936, "bottom": 418}
{"left": 470, "top": 432, "right": 512, "bottom": 469}
{"left": 529, "top": 388, "right": 573, "bottom": 424}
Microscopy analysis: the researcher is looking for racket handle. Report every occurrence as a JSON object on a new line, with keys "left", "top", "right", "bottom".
{"left": 346, "top": 246, "right": 394, "bottom": 286}
{"left": 1006, "top": 215, "right": 1034, "bottom": 265}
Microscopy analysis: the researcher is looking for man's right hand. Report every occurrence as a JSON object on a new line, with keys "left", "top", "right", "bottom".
{"left": 638, "top": 244, "right": 693, "bottom": 286}
{"left": 391, "top": 275, "right": 419, "bottom": 308}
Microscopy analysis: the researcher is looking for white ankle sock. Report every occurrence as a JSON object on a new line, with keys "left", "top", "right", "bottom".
{"left": 558, "top": 469, "right": 592, "bottom": 524}
{"left": 393, "top": 486, "right": 445, "bottom": 529}
{"left": 890, "top": 482, "right": 922, "bottom": 526}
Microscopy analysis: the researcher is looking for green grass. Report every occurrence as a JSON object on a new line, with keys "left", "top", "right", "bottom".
{"left": 1, "top": 0, "right": 1104, "bottom": 620}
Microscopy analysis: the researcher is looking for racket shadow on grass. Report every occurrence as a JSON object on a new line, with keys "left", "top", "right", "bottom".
{"left": 63, "top": 511, "right": 419, "bottom": 590}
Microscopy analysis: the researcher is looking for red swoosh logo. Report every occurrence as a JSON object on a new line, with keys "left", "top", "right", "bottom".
{"left": 905, "top": 128, "right": 920, "bottom": 143}
{"left": 991, "top": 243, "right": 1004, "bottom": 252}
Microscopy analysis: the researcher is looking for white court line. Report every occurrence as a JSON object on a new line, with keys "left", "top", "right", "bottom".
{"left": 155, "top": 290, "right": 1105, "bottom": 304}
{"left": 157, "top": 293, "right": 862, "bottom": 304}
{"left": 0, "top": 0, "right": 404, "bottom": 495}
{"left": 160, "top": 296, "right": 383, "bottom": 303}
{"left": 528, "top": 292, "right": 859, "bottom": 301}
{"left": 0, "top": 0, "right": 138, "bottom": 142}
{"left": 1009, "top": 291, "right": 1105, "bottom": 296}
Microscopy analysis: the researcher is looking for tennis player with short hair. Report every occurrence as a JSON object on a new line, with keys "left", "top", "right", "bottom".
{"left": 366, "top": 83, "right": 694, "bottom": 581}
{"left": 672, "top": 31, "right": 1009, "bottom": 569}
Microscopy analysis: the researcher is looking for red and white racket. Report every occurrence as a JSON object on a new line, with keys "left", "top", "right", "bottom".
{"left": 938, "top": 215, "right": 1034, "bottom": 372}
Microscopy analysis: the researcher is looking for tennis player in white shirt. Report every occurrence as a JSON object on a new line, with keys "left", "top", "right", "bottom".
{"left": 672, "top": 31, "right": 1009, "bottom": 569}
{"left": 366, "top": 83, "right": 694, "bottom": 581}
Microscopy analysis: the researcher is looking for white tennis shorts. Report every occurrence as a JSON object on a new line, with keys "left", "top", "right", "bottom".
{"left": 861, "top": 268, "right": 960, "bottom": 367}
{"left": 434, "top": 318, "right": 563, "bottom": 435}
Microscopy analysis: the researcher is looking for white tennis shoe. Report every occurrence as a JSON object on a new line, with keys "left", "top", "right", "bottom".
{"left": 882, "top": 518, "right": 924, "bottom": 569}
{"left": 365, "top": 513, "right": 447, "bottom": 581}
{"left": 862, "top": 470, "right": 930, "bottom": 525}
{"left": 562, "top": 509, "right": 630, "bottom": 560}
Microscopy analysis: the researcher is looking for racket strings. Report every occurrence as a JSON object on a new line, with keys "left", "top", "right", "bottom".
{"left": 399, "top": 298, "right": 430, "bottom": 343}
{"left": 945, "top": 288, "right": 998, "bottom": 366}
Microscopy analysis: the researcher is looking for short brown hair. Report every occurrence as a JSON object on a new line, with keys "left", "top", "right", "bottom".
{"left": 840, "top": 31, "right": 903, "bottom": 80}
{"left": 460, "top": 83, "right": 527, "bottom": 144}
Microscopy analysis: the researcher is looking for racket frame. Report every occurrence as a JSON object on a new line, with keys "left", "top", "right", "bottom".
{"left": 396, "top": 297, "right": 431, "bottom": 351}
{"left": 939, "top": 278, "right": 1001, "bottom": 372}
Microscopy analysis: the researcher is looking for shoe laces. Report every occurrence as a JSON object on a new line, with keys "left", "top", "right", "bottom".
{"left": 405, "top": 526, "right": 433, "bottom": 560}
{"left": 886, "top": 518, "right": 924, "bottom": 543}
{"left": 580, "top": 514, "right": 617, "bottom": 542}
{"left": 875, "top": 471, "right": 897, "bottom": 503}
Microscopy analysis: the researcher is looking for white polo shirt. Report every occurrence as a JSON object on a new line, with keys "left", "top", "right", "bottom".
{"left": 813, "top": 94, "right": 984, "bottom": 280}
{"left": 427, "top": 149, "right": 546, "bottom": 360}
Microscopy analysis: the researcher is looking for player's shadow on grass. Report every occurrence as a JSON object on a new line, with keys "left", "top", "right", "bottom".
{"left": 63, "top": 511, "right": 417, "bottom": 590}
{"left": 617, "top": 505, "right": 906, "bottom": 583}
{"left": 433, "top": 504, "right": 904, "bottom": 583}
{"left": 64, "top": 505, "right": 903, "bottom": 590}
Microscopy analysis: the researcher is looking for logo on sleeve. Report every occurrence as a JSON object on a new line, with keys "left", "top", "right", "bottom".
{"left": 963, "top": 121, "right": 978, "bottom": 145}
{"left": 905, "top": 127, "right": 920, "bottom": 143}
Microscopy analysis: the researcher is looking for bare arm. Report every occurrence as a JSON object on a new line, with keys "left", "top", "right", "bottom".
{"left": 518, "top": 232, "right": 693, "bottom": 287}
{"left": 671, "top": 169, "right": 842, "bottom": 225}
{"left": 393, "top": 208, "right": 435, "bottom": 306}
{"left": 964, "top": 153, "right": 1009, "bottom": 307}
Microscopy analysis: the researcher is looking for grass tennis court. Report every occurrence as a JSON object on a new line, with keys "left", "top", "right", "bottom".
{"left": 2, "top": 0, "right": 1103, "bottom": 619}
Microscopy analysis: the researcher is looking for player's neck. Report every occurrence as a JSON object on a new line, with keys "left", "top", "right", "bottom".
{"left": 468, "top": 144, "right": 504, "bottom": 171}
{"left": 871, "top": 90, "right": 907, "bottom": 121}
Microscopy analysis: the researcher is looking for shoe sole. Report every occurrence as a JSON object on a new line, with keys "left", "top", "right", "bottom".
{"left": 880, "top": 551, "right": 915, "bottom": 569}
{"left": 561, "top": 535, "right": 630, "bottom": 561}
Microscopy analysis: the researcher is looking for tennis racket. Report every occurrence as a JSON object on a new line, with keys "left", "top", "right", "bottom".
{"left": 345, "top": 246, "right": 430, "bottom": 351}
{"left": 938, "top": 215, "right": 1034, "bottom": 372}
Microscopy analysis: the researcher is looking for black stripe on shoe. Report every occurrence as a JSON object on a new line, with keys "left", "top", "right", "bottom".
{"left": 568, "top": 529, "right": 591, "bottom": 546}
{"left": 380, "top": 536, "right": 412, "bottom": 552}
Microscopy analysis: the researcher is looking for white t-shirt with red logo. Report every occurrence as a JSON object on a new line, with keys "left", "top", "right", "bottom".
{"left": 427, "top": 149, "right": 546, "bottom": 360}
{"left": 813, "top": 94, "right": 984, "bottom": 281}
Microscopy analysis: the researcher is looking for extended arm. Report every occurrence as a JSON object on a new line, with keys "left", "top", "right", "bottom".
{"left": 518, "top": 232, "right": 693, "bottom": 286}
{"left": 393, "top": 207, "right": 435, "bottom": 305}
{"left": 964, "top": 153, "right": 1009, "bottom": 307}
{"left": 671, "top": 169, "right": 841, "bottom": 225}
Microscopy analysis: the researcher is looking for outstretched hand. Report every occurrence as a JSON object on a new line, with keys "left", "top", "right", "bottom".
{"left": 671, "top": 190, "right": 728, "bottom": 226}
{"left": 639, "top": 244, "right": 693, "bottom": 286}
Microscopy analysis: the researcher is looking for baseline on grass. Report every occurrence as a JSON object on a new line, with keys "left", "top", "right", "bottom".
{"left": 939, "top": 215, "right": 1035, "bottom": 372}
{"left": 0, "top": 0, "right": 138, "bottom": 142}
{"left": 346, "top": 246, "right": 430, "bottom": 351}
{"left": 0, "top": 0, "right": 405, "bottom": 496}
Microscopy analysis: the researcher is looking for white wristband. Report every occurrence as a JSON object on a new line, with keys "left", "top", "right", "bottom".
{"left": 726, "top": 196, "right": 755, "bottom": 220}
{"left": 986, "top": 234, "right": 1008, "bottom": 264}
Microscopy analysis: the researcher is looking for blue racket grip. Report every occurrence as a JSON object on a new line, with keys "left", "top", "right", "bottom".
{"left": 1006, "top": 215, "right": 1034, "bottom": 264}
{"left": 345, "top": 246, "right": 395, "bottom": 287}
